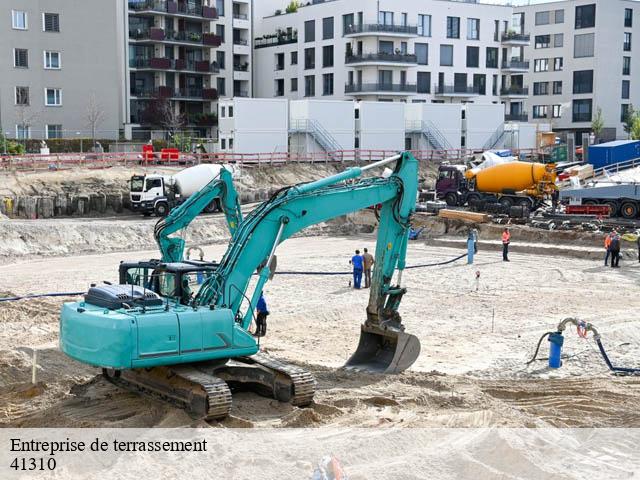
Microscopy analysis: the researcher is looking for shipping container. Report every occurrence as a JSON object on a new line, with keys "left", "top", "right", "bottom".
{"left": 588, "top": 140, "right": 640, "bottom": 169}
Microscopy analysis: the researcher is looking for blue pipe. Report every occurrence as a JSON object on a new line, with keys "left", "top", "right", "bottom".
{"left": 548, "top": 332, "right": 564, "bottom": 368}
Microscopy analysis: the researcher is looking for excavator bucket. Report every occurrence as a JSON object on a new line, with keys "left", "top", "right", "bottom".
{"left": 344, "top": 324, "right": 420, "bottom": 374}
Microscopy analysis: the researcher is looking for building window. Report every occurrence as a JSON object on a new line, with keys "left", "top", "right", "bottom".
{"left": 467, "top": 18, "right": 480, "bottom": 40}
{"left": 535, "top": 35, "right": 550, "bottom": 49}
{"left": 553, "top": 57, "right": 563, "bottom": 71}
{"left": 216, "top": 51, "right": 225, "bottom": 69}
{"left": 622, "top": 80, "right": 630, "bottom": 99}
{"left": 624, "top": 32, "right": 632, "bottom": 52}
{"left": 304, "top": 75, "right": 315, "bottom": 97}
{"left": 572, "top": 99, "right": 592, "bottom": 122}
{"left": 342, "top": 13, "right": 354, "bottom": 35}
{"left": 275, "top": 79, "right": 285, "bottom": 97}
{"left": 466, "top": 46, "right": 479, "bottom": 68}
{"left": 45, "top": 88, "right": 62, "bottom": 106}
{"left": 574, "top": 33, "right": 595, "bottom": 58}
{"left": 401, "top": 13, "right": 408, "bottom": 27}
{"left": 486, "top": 48, "right": 498, "bottom": 68}
{"left": 535, "top": 11, "right": 550, "bottom": 26}
{"left": 473, "top": 74, "right": 486, "bottom": 95}
{"left": 304, "top": 48, "right": 315, "bottom": 69}
{"left": 291, "top": 78, "right": 298, "bottom": 92}
{"left": 304, "top": 20, "right": 315, "bottom": 42}
{"left": 552, "top": 105, "right": 562, "bottom": 118}
{"left": 533, "top": 105, "right": 548, "bottom": 118}
{"left": 228, "top": 106, "right": 233, "bottom": 118}
{"left": 575, "top": 4, "right": 596, "bottom": 29}
{"left": 275, "top": 53, "right": 285, "bottom": 71}
{"left": 44, "top": 51, "right": 61, "bottom": 69}
{"left": 46, "top": 124, "right": 62, "bottom": 139}
{"left": 16, "top": 125, "right": 31, "bottom": 140}
{"left": 622, "top": 104, "right": 631, "bottom": 122}
{"left": 440, "top": 45, "right": 453, "bottom": 66}
{"left": 322, "top": 73, "right": 334, "bottom": 96}
{"left": 533, "top": 82, "right": 549, "bottom": 95}
{"left": 554, "top": 34, "right": 563, "bottom": 48}
{"left": 573, "top": 70, "right": 593, "bottom": 94}
{"left": 553, "top": 81, "right": 562, "bottom": 95}
{"left": 12, "top": 10, "right": 27, "bottom": 30}
{"left": 418, "top": 14, "right": 431, "bottom": 37}
{"left": 217, "top": 78, "right": 226, "bottom": 96}
{"left": 415, "top": 43, "right": 428, "bottom": 65}
{"left": 216, "top": 24, "right": 225, "bottom": 42}
{"left": 15, "top": 86, "right": 29, "bottom": 105}
{"left": 216, "top": 0, "right": 224, "bottom": 16}
{"left": 322, "top": 45, "right": 333, "bottom": 68}
{"left": 378, "top": 11, "right": 393, "bottom": 25}
{"left": 417, "top": 72, "right": 430, "bottom": 94}
{"left": 43, "top": 13, "right": 60, "bottom": 32}
{"left": 625, "top": 8, "right": 633, "bottom": 28}
{"left": 534, "top": 58, "right": 549, "bottom": 72}
{"left": 555, "top": 10, "right": 564, "bottom": 24}
{"left": 14, "top": 49, "right": 28, "bottom": 68}
{"left": 623, "top": 56, "right": 631, "bottom": 75}
{"left": 221, "top": 138, "right": 226, "bottom": 150}
{"left": 322, "top": 17, "right": 334, "bottom": 40}
{"left": 291, "top": 51, "right": 298, "bottom": 65}
{"left": 446, "top": 17, "right": 460, "bottom": 39}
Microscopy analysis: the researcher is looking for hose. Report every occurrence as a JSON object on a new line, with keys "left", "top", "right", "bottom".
{"left": 595, "top": 338, "right": 640, "bottom": 375}
{"left": 526, "top": 331, "right": 553, "bottom": 365}
{"left": 0, "top": 292, "right": 85, "bottom": 303}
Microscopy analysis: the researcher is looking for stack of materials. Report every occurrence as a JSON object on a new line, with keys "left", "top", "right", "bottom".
{"left": 438, "top": 209, "right": 490, "bottom": 223}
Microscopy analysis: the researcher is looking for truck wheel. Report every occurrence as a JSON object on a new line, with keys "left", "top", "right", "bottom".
{"left": 203, "top": 200, "right": 217, "bottom": 214}
{"left": 467, "top": 193, "right": 482, "bottom": 205}
{"left": 155, "top": 202, "right": 169, "bottom": 217}
{"left": 621, "top": 202, "right": 638, "bottom": 219}
{"left": 444, "top": 193, "right": 458, "bottom": 207}
{"left": 517, "top": 198, "right": 532, "bottom": 210}
{"left": 499, "top": 197, "right": 514, "bottom": 209}
{"left": 603, "top": 201, "right": 619, "bottom": 217}
{"left": 583, "top": 199, "right": 598, "bottom": 205}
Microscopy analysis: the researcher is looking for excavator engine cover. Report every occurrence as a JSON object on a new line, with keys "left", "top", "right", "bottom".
{"left": 345, "top": 324, "right": 420, "bottom": 374}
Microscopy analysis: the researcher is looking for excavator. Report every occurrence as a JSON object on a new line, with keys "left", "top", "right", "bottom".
{"left": 59, "top": 152, "right": 421, "bottom": 419}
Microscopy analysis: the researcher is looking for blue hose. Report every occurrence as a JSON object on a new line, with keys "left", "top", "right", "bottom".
{"left": 596, "top": 338, "right": 640, "bottom": 375}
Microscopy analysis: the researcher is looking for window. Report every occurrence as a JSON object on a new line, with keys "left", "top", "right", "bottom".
{"left": 467, "top": 18, "right": 480, "bottom": 40}
{"left": 415, "top": 43, "right": 428, "bottom": 65}
{"left": 304, "top": 48, "right": 315, "bottom": 69}
{"left": 14, "top": 49, "right": 28, "bottom": 68}
{"left": 534, "top": 58, "right": 549, "bottom": 72}
{"left": 553, "top": 81, "right": 562, "bottom": 95}
{"left": 379, "top": 70, "right": 392, "bottom": 85}
{"left": 440, "top": 45, "right": 453, "bottom": 66}
{"left": 15, "top": 87, "right": 29, "bottom": 105}
{"left": 418, "top": 14, "right": 431, "bottom": 37}
{"left": 555, "top": 10, "right": 564, "bottom": 24}
{"left": 552, "top": 105, "right": 562, "bottom": 118}
{"left": 473, "top": 74, "right": 486, "bottom": 95}
{"left": 466, "top": 46, "right": 479, "bottom": 68}
{"left": 417, "top": 72, "right": 431, "bottom": 93}
{"left": 492, "top": 74, "right": 498, "bottom": 96}
{"left": 535, "top": 35, "right": 550, "bottom": 49}
{"left": 572, "top": 99, "right": 592, "bottom": 122}
{"left": 322, "top": 45, "right": 333, "bottom": 68}
{"left": 379, "top": 40, "right": 393, "bottom": 54}
{"left": 44, "top": 51, "right": 61, "bottom": 69}
{"left": 483, "top": 48, "right": 497, "bottom": 69}
{"left": 622, "top": 104, "right": 631, "bottom": 122}
{"left": 216, "top": 24, "right": 225, "bottom": 42}
{"left": 573, "top": 70, "right": 593, "bottom": 94}
{"left": 533, "top": 105, "right": 548, "bottom": 119}
{"left": 553, "top": 57, "right": 563, "bottom": 71}
{"left": 275, "top": 53, "right": 285, "bottom": 71}
{"left": 16, "top": 125, "right": 31, "bottom": 140}
{"left": 378, "top": 11, "right": 393, "bottom": 25}
{"left": 228, "top": 106, "right": 233, "bottom": 118}
{"left": 275, "top": 79, "right": 285, "bottom": 97}
{"left": 216, "top": 0, "right": 224, "bottom": 16}
{"left": 625, "top": 8, "right": 633, "bottom": 28}
{"left": 304, "top": 20, "right": 315, "bottom": 42}
{"left": 291, "top": 78, "right": 298, "bottom": 92}
{"left": 447, "top": 17, "right": 460, "bottom": 39}
{"left": 322, "top": 17, "right": 333, "bottom": 40}
{"left": 304, "top": 75, "right": 315, "bottom": 97}
{"left": 575, "top": 4, "right": 596, "bottom": 29}
{"left": 216, "top": 51, "right": 225, "bottom": 69}
{"left": 12, "top": 10, "right": 27, "bottom": 29}
{"left": 623, "top": 56, "right": 631, "bottom": 75}
{"left": 217, "top": 77, "right": 225, "bottom": 96}
{"left": 533, "top": 82, "right": 549, "bottom": 95}
{"left": 401, "top": 13, "right": 408, "bottom": 27}
{"left": 554, "top": 34, "right": 563, "bottom": 48}
{"left": 291, "top": 51, "right": 298, "bottom": 65}
{"left": 322, "top": 73, "right": 334, "bottom": 96}
{"left": 221, "top": 138, "right": 226, "bottom": 150}
{"left": 342, "top": 13, "right": 354, "bottom": 35}
{"left": 45, "top": 88, "right": 62, "bottom": 106}
{"left": 43, "top": 13, "right": 60, "bottom": 32}
{"left": 46, "top": 124, "right": 62, "bottom": 139}
{"left": 624, "top": 32, "right": 632, "bottom": 52}
{"left": 535, "top": 11, "right": 550, "bottom": 26}
{"left": 622, "top": 80, "right": 630, "bottom": 99}
{"left": 574, "top": 33, "right": 595, "bottom": 58}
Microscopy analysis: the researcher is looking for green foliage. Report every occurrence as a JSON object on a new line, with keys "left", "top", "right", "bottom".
{"left": 0, "top": 133, "right": 26, "bottom": 155}
{"left": 285, "top": 1, "right": 300, "bottom": 13}
{"left": 170, "top": 133, "right": 193, "bottom": 152}
{"left": 631, "top": 116, "right": 640, "bottom": 141}
{"left": 623, "top": 104, "right": 636, "bottom": 138}
{"left": 591, "top": 107, "right": 604, "bottom": 138}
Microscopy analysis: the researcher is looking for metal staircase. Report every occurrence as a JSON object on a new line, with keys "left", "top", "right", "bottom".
{"left": 483, "top": 124, "right": 506, "bottom": 150}
{"left": 406, "top": 120, "right": 452, "bottom": 151}
{"left": 290, "top": 119, "right": 341, "bottom": 157}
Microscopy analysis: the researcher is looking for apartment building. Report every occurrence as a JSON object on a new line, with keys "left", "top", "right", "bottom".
{"left": 517, "top": 0, "right": 639, "bottom": 141}
{"left": 1, "top": 1, "right": 125, "bottom": 140}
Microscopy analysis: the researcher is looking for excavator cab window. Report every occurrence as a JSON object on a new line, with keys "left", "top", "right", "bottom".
{"left": 124, "top": 267, "right": 150, "bottom": 289}
{"left": 157, "top": 272, "right": 179, "bottom": 300}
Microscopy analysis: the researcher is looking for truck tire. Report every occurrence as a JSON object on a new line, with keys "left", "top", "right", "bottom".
{"left": 203, "top": 199, "right": 218, "bottom": 214}
{"left": 602, "top": 201, "right": 619, "bottom": 217}
{"left": 516, "top": 198, "right": 533, "bottom": 210}
{"left": 444, "top": 193, "right": 458, "bottom": 207}
{"left": 155, "top": 202, "right": 169, "bottom": 217}
{"left": 583, "top": 199, "right": 598, "bottom": 206}
{"left": 499, "top": 197, "right": 514, "bottom": 209}
{"left": 621, "top": 201, "right": 638, "bottom": 219}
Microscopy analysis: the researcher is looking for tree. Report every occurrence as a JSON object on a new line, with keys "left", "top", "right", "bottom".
{"left": 591, "top": 107, "right": 604, "bottom": 140}
{"left": 14, "top": 106, "right": 39, "bottom": 140}
{"left": 285, "top": 1, "right": 300, "bottom": 14}
{"left": 631, "top": 116, "right": 640, "bottom": 141}
{"left": 623, "top": 104, "right": 636, "bottom": 139}
{"left": 85, "top": 92, "right": 105, "bottom": 149}
{"left": 141, "top": 96, "right": 185, "bottom": 138}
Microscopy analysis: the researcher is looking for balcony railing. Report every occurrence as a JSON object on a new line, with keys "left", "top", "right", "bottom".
{"left": 500, "top": 86, "right": 529, "bottom": 96}
{"left": 255, "top": 33, "right": 298, "bottom": 49}
{"left": 130, "top": 87, "right": 218, "bottom": 100}
{"left": 233, "top": 13, "right": 248, "bottom": 20}
{"left": 234, "top": 90, "right": 249, "bottom": 97}
{"left": 505, "top": 113, "right": 529, "bottom": 122}
{"left": 129, "top": 28, "right": 222, "bottom": 46}
{"left": 128, "top": 0, "right": 217, "bottom": 19}
{"left": 344, "top": 23, "right": 418, "bottom": 36}
{"left": 345, "top": 83, "right": 417, "bottom": 94}
{"left": 129, "top": 57, "right": 220, "bottom": 73}
{"left": 345, "top": 52, "right": 417, "bottom": 64}
{"left": 234, "top": 63, "right": 249, "bottom": 71}
{"left": 233, "top": 38, "right": 249, "bottom": 46}
{"left": 433, "top": 84, "right": 481, "bottom": 95}
{"left": 501, "top": 32, "right": 531, "bottom": 43}
{"left": 501, "top": 60, "right": 530, "bottom": 70}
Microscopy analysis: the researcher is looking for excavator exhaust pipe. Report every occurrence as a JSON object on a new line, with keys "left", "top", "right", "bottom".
{"left": 344, "top": 324, "right": 420, "bottom": 374}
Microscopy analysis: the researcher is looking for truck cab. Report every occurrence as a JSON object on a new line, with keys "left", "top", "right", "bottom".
{"left": 435, "top": 165, "right": 466, "bottom": 206}
{"left": 130, "top": 174, "right": 174, "bottom": 216}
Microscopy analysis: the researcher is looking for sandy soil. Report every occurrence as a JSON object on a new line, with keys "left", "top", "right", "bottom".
{"left": 2, "top": 233, "right": 640, "bottom": 429}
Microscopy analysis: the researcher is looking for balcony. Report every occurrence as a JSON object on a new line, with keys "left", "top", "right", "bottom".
{"left": 500, "top": 86, "right": 529, "bottom": 98}
{"left": 128, "top": 0, "right": 218, "bottom": 20}
{"left": 501, "top": 60, "right": 530, "bottom": 72}
{"left": 345, "top": 52, "right": 417, "bottom": 66}
{"left": 129, "top": 28, "right": 222, "bottom": 47}
{"left": 344, "top": 83, "right": 417, "bottom": 95}
{"left": 233, "top": 38, "right": 249, "bottom": 46}
{"left": 501, "top": 32, "right": 531, "bottom": 45}
{"left": 505, "top": 113, "right": 529, "bottom": 122}
{"left": 234, "top": 89, "right": 249, "bottom": 98}
{"left": 343, "top": 23, "right": 418, "bottom": 38}
{"left": 433, "top": 84, "right": 481, "bottom": 97}
{"left": 130, "top": 86, "right": 218, "bottom": 100}
{"left": 129, "top": 57, "right": 220, "bottom": 73}
{"left": 255, "top": 32, "right": 298, "bottom": 49}
{"left": 188, "top": 112, "right": 218, "bottom": 126}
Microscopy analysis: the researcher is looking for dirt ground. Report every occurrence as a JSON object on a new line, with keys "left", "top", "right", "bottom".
{"left": 2, "top": 233, "right": 640, "bottom": 429}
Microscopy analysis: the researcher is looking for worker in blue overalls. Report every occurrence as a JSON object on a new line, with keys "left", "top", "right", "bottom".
{"left": 255, "top": 293, "right": 269, "bottom": 337}
{"left": 350, "top": 250, "right": 364, "bottom": 289}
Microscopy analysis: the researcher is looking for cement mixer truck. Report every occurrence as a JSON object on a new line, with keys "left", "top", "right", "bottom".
{"left": 130, "top": 164, "right": 237, "bottom": 216}
{"left": 435, "top": 161, "right": 557, "bottom": 210}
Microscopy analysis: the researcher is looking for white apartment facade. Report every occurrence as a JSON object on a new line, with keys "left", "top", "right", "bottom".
{"left": 517, "top": 0, "right": 639, "bottom": 141}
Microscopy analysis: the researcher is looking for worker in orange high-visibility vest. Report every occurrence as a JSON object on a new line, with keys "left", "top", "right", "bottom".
{"left": 502, "top": 228, "right": 511, "bottom": 262}
{"left": 604, "top": 232, "right": 612, "bottom": 266}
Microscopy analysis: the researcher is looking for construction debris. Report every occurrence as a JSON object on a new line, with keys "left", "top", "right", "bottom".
{"left": 438, "top": 209, "right": 490, "bottom": 223}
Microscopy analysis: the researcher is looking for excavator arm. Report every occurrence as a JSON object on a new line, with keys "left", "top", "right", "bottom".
{"left": 154, "top": 168, "right": 242, "bottom": 263}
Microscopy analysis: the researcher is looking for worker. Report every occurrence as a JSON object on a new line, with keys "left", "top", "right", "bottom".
{"left": 551, "top": 189, "right": 560, "bottom": 213}
{"left": 255, "top": 292, "right": 269, "bottom": 337}
{"left": 502, "top": 227, "right": 511, "bottom": 262}
{"left": 604, "top": 232, "right": 612, "bottom": 266}
{"left": 181, "top": 277, "right": 192, "bottom": 305}
{"left": 471, "top": 228, "right": 479, "bottom": 254}
{"left": 409, "top": 226, "right": 424, "bottom": 240}
{"left": 350, "top": 249, "right": 364, "bottom": 289}
{"left": 362, "top": 247, "right": 375, "bottom": 288}
{"left": 610, "top": 232, "right": 621, "bottom": 268}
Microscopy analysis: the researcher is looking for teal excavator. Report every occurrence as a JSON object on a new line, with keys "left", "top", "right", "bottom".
{"left": 59, "top": 153, "right": 421, "bottom": 419}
